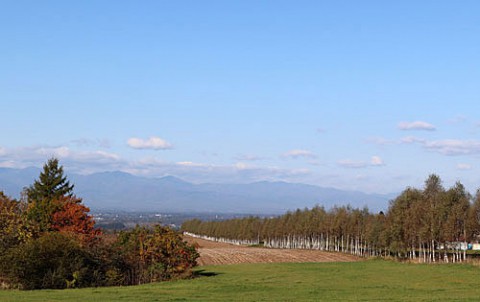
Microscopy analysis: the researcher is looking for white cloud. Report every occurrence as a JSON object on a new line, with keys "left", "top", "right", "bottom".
{"left": 337, "top": 159, "right": 369, "bottom": 169}
{"left": 398, "top": 121, "right": 436, "bottom": 131}
{"left": 370, "top": 156, "right": 385, "bottom": 166}
{"left": 369, "top": 136, "right": 427, "bottom": 146}
{"left": 0, "top": 161, "right": 15, "bottom": 168}
{"left": 176, "top": 161, "right": 207, "bottom": 167}
{"left": 71, "top": 138, "right": 111, "bottom": 149}
{"left": 34, "top": 146, "right": 120, "bottom": 164}
{"left": 423, "top": 139, "right": 480, "bottom": 156}
{"left": 283, "top": 149, "right": 317, "bottom": 159}
{"left": 457, "top": 163, "right": 472, "bottom": 170}
{"left": 235, "top": 162, "right": 249, "bottom": 170}
{"left": 366, "top": 137, "right": 396, "bottom": 146}
{"left": 338, "top": 156, "right": 385, "bottom": 169}
{"left": 0, "top": 145, "right": 315, "bottom": 182}
{"left": 125, "top": 157, "right": 311, "bottom": 184}
{"left": 37, "top": 146, "right": 71, "bottom": 158}
{"left": 235, "top": 154, "right": 265, "bottom": 161}
{"left": 78, "top": 150, "right": 121, "bottom": 162}
{"left": 400, "top": 136, "right": 480, "bottom": 156}
{"left": 401, "top": 136, "right": 426, "bottom": 144}
{"left": 0, "top": 146, "right": 123, "bottom": 173}
{"left": 127, "top": 137, "right": 173, "bottom": 150}
{"left": 355, "top": 174, "right": 368, "bottom": 181}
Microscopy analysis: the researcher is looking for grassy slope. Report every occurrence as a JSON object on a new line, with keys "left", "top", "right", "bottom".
{"left": 1, "top": 260, "right": 480, "bottom": 301}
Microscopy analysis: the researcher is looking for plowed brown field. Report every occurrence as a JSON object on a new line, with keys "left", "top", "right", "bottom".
{"left": 185, "top": 236, "right": 361, "bottom": 266}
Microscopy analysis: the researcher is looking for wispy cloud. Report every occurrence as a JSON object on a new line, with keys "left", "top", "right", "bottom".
{"left": 338, "top": 156, "right": 385, "bottom": 169}
{"left": 0, "top": 160, "right": 15, "bottom": 168}
{"left": 400, "top": 136, "right": 426, "bottom": 144}
{"left": 234, "top": 154, "right": 266, "bottom": 161}
{"left": 457, "top": 163, "right": 472, "bottom": 170}
{"left": 0, "top": 145, "right": 123, "bottom": 173}
{"left": 401, "top": 136, "right": 480, "bottom": 156}
{"left": 370, "top": 156, "right": 385, "bottom": 166}
{"left": 369, "top": 136, "right": 427, "bottom": 146}
{"left": 337, "top": 159, "right": 369, "bottom": 169}
{"left": 176, "top": 161, "right": 208, "bottom": 167}
{"left": 0, "top": 145, "right": 313, "bottom": 184}
{"left": 398, "top": 121, "right": 436, "bottom": 131}
{"left": 282, "top": 149, "right": 317, "bottom": 159}
{"left": 71, "top": 138, "right": 111, "bottom": 149}
{"left": 235, "top": 162, "right": 249, "bottom": 170}
{"left": 127, "top": 137, "right": 173, "bottom": 150}
{"left": 448, "top": 115, "right": 467, "bottom": 124}
{"left": 366, "top": 137, "right": 396, "bottom": 146}
{"left": 126, "top": 157, "right": 311, "bottom": 183}
{"left": 423, "top": 139, "right": 480, "bottom": 156}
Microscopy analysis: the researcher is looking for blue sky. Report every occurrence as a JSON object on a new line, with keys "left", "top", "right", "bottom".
{"left": 1, "top": 1, "right": 479, "bottom": 194}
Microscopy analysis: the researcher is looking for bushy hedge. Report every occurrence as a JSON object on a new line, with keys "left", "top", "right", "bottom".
{"left": 0, "top": 225, "right": 199, "bottom": 289}
{"left": 109, "top": 225, "right": 200, "bottom": 286}
{"left": 1, "top": 233, "right": 103, "bottom": 289}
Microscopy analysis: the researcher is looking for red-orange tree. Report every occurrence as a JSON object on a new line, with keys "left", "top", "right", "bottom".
{"left": 51, "top": 196, "right": 102, "bottom": 245}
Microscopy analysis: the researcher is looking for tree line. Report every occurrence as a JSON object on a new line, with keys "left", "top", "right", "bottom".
{"left": 182, "top": 174, "right": 480, "bottom": 263}
{"left": 0, "top": 158, "right": 198, "bottom": 290}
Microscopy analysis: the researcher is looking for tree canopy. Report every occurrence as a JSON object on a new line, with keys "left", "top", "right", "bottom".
{"left": 26, "top": 157, "right": 74, "bottom": 203}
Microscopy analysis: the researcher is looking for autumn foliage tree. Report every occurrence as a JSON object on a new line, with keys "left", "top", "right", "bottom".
{"left": 1, "top": 158, "right": 198, "bottom": 289}
{"left": 112, "top": 225, "right": 199, "bottom": 285}
{"left": 0, "top": 192, "right": 29, "bottom": 253}
{"left": 51, "top": 196, "right": 102, "bottom": 245}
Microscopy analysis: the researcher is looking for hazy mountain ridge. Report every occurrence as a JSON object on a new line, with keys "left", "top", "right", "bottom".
{"left": 0, "top": 167, "right": 41, "bottom": 197}
{"left": 0, "top": 168, "right": 393, "bottom": 213}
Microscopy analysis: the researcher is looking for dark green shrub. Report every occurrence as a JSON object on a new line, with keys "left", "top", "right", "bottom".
{"left": 0, "top": 233, "right": 104, "bottom": 289}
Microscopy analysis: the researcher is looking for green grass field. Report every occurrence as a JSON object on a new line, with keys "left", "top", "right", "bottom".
{"left": 1, "top": 260, "right": 480, "bottom": 301}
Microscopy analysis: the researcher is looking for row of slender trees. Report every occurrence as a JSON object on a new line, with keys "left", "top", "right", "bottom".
{"left": 182, "top": 175, "right": 480, "bottom": 263}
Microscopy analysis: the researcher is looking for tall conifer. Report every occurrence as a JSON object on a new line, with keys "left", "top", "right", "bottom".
{"left": 25, "top": 158, "right": 74, "bottom": 232}
{"left": 26, "top": 157, "right": 74, "bottom": 202}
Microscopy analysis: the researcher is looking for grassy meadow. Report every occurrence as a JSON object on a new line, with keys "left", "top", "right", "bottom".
{"left": 1, "top": 260, "right": 480, "bottom": 301}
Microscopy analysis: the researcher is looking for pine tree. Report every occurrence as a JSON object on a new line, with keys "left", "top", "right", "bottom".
{"left": 26, "top": 158, "right": 74, "bottom": 202}
{"left": 25, "top": 158, "right": 75, "bottom": 232}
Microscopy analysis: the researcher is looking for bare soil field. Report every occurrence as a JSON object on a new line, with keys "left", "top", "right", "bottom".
{"left": 185, "top": 236, "right": 360, "bottom": 266}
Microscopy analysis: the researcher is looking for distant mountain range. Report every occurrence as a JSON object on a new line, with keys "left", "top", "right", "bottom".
{"left": 0, "top": 167, "right": 395, "bottom": 214}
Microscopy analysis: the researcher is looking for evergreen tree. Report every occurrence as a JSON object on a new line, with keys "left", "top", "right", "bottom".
{"left": 25, "top": 158, "right": 74, "bottom": 232}
{"left": 26, "top": 158, "right": 74, "bottom": 202}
